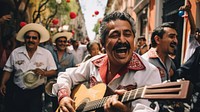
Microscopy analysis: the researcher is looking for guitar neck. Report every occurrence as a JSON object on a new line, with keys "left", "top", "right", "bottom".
{"left": 76, "top": 87, "right": 144, "bottom": 112}
{"left": 76, "top": 80, "right": 191, "bottom": 112}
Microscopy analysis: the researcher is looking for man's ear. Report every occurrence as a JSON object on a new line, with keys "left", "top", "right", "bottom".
{"left": 154, "top": 35, "right": 160, "bottom": 45}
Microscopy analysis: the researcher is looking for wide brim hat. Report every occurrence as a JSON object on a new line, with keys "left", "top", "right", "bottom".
{"left": 52, "top": 31, "right": 73, "bottom": 43}
{"left": 23, "top": 71, "right": 40, "bottom": 88}
{"left": 16, "top": 23, "right": 50, "bottom": 43}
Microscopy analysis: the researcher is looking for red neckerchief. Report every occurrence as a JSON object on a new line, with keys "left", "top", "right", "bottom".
{"left": 92, "top": 52, "right": 145, "bottom": 83}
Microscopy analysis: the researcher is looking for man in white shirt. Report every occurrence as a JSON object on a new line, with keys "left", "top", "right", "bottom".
{"left": 68, "top": 39, "right": 87, "bottom": 65}
{"left": 53, "top": 11, "right": 161, "bottom": 112}
{"left": 0, "top": 23, "right": 57, "bottom": 112}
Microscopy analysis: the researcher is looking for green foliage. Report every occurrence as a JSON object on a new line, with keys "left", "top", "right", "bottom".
{"left": 93, "top": 22, "right": 100, "bottom": 34}
{"left": 47, "top": 0, "right": 71, "bottom": 16}
{"left": 47, "top": 0, "right": 79, "bottom": 25}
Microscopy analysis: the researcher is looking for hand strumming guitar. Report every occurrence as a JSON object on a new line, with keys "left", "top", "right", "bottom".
{"left": 104, "top": 89, "right": 131, "bottom": 112}
{"left": 59, "top": 96, "right": 76, "bottom": 112}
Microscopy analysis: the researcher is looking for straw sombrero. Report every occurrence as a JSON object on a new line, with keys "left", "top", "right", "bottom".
{"left": 52, "top": 32, "right": 73, "bottom": 43}
{"left": 23, "top": 71, "right": 40, "bottom": 89}
{"left": 16, "top": 23, "right": 50, "bottom": 43}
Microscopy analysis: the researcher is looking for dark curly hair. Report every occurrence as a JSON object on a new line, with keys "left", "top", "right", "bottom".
{"left": 99, "top": 11, "right": 136, "bottom": 46}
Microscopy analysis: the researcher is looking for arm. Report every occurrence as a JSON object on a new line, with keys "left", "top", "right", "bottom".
{"left": 33, "top": 68, "right": 57, "bottom": 77}
{"left": 52, "top": 61, "right": 91, "bottom": 112}
{"left": 179, "top": 1, "right": 196, "bottom": 34}
{"left": 0, "top": 71, "right": 11, "bottom": 96}
{"left": 176, "top": 47, "right": 200, "bottom": 82}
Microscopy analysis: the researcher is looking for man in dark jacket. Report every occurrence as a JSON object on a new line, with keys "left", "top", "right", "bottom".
{"left": 176, "top": 46, "right": 200, "bottom": 112}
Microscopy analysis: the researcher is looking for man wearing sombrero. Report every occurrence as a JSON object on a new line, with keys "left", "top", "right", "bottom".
{"left": 0, "top": 23, "right": 57, "bottom": 112}
{"left": 46, "top": 31, "right": 75, "bottom": 111}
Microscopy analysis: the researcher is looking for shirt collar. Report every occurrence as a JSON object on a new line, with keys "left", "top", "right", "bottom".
{"left": 92, "top": 52, "right": 145, "bottom": 83}
{"left": 146, "top": 48, "right": 159, "bottom": 58}
{"left": 53, "top": 46, "right": 72, "bottom": 54}
{"left": 18, "top": 46, "right": 43, "bottom": 55}
{"left": 92, "top": 52, "right": 146, "bottom": 71}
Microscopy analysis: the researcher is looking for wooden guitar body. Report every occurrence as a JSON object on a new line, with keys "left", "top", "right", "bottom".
{"left": 71, "top": 83, "right": 107, "bottom": 111}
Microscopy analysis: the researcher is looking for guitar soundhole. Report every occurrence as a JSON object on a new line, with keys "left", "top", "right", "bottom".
{"left": 76, "top": 98, "right": 90, "bottom": 112}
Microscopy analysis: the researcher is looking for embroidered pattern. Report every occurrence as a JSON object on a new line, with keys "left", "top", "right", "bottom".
{"left": 15, "top": 60, "right": 25, "bottom": 65}
{"left": 92, "top": 55, "right": 106, "bottom": 68}
{"left": 147, "top": 48, "right": 159, "bottom": 58}
{"left": 128, "top": 53, "right": 145, "bottom": 70}
{"left": 157, "top": 67, "right": 165, "bottom": 78}
{"left": 34, "top": 62, "right": 44, "bottom": 67}
{"left": 92, "top": 53, "right": 145, "bottom": 71}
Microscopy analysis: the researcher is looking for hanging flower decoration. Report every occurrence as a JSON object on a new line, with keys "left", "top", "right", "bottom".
{"left": 56, "top": 0, "right": 62, "bottom": 4}
{"left": 94, "top": 10, "right": 99, "bottom": 15}
{"left": 178, "top": 10, "right": 184, "bottom": 17}
{"left": 66, "top": 0, "right": 70, "bottom": 3}
{"left": 20, "top": 22, "right": 27, "bottom": 27}
{"left": 70, "top": 12, "right": 77, "bottom": 19}
{"left": 52, "top": 18, "right": 59, "bottom": 25}
{"left": 71, "top": 30, "right": 75, "bottom": 36}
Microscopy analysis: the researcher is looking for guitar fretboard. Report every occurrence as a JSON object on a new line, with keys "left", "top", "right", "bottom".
{"left": 76, "top": 87, "right": 145, "bottom": 112}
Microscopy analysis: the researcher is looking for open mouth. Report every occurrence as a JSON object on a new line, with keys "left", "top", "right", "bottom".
{"left": 170, "top": 43, "right": 177, "bottom": 49}
{"left": 116, "top": 47, "right": 128, "bottom": 53}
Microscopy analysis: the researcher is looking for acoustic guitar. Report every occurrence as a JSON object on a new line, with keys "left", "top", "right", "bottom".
{"left": 57, "top": 80, "right": 192, "bottom": 112}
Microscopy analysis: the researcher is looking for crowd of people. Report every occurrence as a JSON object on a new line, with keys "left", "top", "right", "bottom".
{"left": 0, "top": 1, "right": 200, "bottom": 112}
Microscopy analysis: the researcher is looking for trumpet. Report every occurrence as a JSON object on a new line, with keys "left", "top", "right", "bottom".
{"left": 45, "top": 78, "right": 57, "bottom": 97}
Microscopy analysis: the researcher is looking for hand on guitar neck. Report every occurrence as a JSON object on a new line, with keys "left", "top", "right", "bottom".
{"left": 58, "top": 97, "right": 76, "bottom": 112}
{"left": 57, "top": 80, "right": 193, "bottom": 112}
{"left": 104, "top": 89, "right": 131, "bottom": 112}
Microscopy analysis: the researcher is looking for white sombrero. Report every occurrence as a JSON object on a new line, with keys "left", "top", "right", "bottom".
{"left": 52, "top": 32, "right": 73, "bottom": 43}
{"left": 22, "top": 71, "right": 45, "bottom": 89}
{"left": 16, "top": 23, "right": 50, "bottom": 43}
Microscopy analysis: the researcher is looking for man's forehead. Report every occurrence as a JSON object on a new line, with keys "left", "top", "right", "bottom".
{"left": 106, "top": 20, "right": 116, "bottom": 30}
{"left": 164, "top": 27, "right": 177, "bottom": 33}
{"left": 106, "top": 20, "right": 131, "bottom": 31}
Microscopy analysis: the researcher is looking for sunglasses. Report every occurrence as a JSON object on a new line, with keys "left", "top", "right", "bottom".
{"left": 57, "top": 40, "right": 67, "bottom": 43}
{"left": 25, "top": 35, "right": 38, "bottom": 40}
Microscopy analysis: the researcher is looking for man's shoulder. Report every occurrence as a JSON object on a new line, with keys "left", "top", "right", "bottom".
{"left": 11, "top": 46, "right": 25, "bottom": 53}
{"left": 138, "top": 54, "right": 157, "bottom": 69}
{"left": 38, "top": 46, "right": 52, "bottom": 54}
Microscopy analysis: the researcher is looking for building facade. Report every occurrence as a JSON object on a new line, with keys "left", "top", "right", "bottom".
{"left": 105, "top": 0, "right": 200, "bottom": 67}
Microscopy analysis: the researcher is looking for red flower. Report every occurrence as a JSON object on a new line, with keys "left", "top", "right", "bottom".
{"left": 94, "top": 10, "right": 99, "bottom": 15}
{"left": 20, "top": 22, "right": 27, "bottom": 27}
{"left": 52, "top": 18, "right": 59, "bottom": 25}
{"left": 70, "top": 12, "right": 76, "bottom": 19}
{"left": 66, "top": 0, "right": 70, "bottom": 2}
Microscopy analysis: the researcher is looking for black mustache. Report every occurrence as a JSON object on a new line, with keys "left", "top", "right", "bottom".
{"left": 27, "top": 42, "right": 35, "bottom": 45}
{"left": 112, "top": 42, "right": 131, "bottom": 51}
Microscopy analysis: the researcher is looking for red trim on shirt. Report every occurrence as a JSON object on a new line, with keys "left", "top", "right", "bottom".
{"left": 92, "top": 52, "right": 146, "bottom": 83}
{"left": 146, "top": 48, "right": 159, "bottom": 58}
